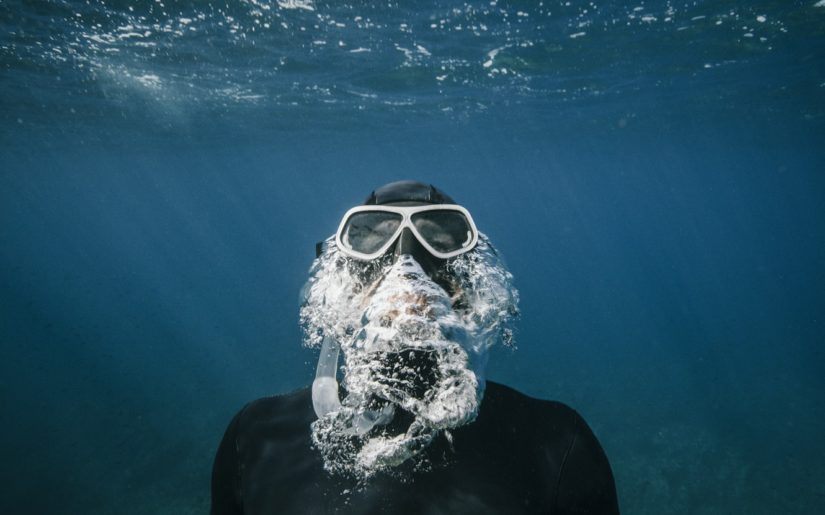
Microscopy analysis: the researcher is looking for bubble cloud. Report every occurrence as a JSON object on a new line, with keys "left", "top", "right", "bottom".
{"left": 299, "top": 236, "right": 518, "bottom": 477}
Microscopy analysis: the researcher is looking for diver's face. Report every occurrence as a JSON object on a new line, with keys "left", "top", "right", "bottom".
{"left": 349, "top": 217, "right": 463, "bottom": 405}
{"left": 300, "top": 221, "right": 518, "bottom": 478}
{"left": 341, "top": 217, "right": 463, "bottom": 420}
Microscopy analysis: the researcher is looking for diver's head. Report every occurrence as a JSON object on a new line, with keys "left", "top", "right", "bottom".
{"left": 332, "top": 180, "right": 477, "bottom": 292}
{"left": 301, "top": 180, "right": 518, "bottom": 478}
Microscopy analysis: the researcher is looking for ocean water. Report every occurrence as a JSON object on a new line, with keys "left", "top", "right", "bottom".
{"left": 1, "top": 0, "right": 824, "bottom": 513}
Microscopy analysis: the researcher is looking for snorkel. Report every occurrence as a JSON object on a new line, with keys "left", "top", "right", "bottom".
{"left": 312, "top": 335, "right": 342, "bottom": 418}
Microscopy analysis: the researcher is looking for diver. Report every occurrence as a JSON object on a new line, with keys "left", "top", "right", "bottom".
{"left": 211, "top": 180, "right": 619, "bottom": 514}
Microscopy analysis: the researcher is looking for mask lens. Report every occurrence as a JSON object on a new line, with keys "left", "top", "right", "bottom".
{"left": 411, "top": 210, "right": 474, "bottom": 254}
{"left": 341, "top": 211, "right": 403, "bottom": 255}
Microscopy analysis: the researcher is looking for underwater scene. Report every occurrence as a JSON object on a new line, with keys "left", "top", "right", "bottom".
{"left": 1, "top": 0, "right": 824, "bottom": 513}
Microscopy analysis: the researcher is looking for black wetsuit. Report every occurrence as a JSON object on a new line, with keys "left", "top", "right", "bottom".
{"left": 211, "top": 381, "right": 619, "bottom": 514}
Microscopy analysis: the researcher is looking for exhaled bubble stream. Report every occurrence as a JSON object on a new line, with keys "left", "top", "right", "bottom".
{"left": 300, "top": 239, "right": 518, "bottom": 478}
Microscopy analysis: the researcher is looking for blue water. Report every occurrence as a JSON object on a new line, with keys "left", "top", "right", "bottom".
{"left": 2, "top": 1, "right": 824, "bottom": 513}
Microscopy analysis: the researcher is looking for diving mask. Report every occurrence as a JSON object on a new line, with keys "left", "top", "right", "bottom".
{"left": 335, "top": 204, "right": 479, "bottom": 261}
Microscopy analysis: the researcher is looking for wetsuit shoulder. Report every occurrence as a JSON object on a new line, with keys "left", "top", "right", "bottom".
{"left": 479, "top": 381, "right": 580, "bottom": 431}
{"left": 481, "top": 382, "right": 619, "bottom": 514}
{"left": 210, "top": 388, "right": 314, "bottom": 515}
{"left": 236, "top": 387, "right": 314, "bottom": 429}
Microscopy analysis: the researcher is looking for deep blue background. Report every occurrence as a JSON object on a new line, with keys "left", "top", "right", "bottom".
{"left": 2, "top": 1, "right": 825, "bottom": 513}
